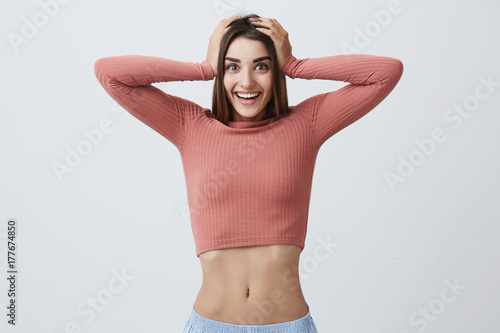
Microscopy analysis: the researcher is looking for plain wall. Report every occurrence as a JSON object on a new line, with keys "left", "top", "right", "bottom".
{"left": 1, "top": 0, "right": 499, "bottom": 332}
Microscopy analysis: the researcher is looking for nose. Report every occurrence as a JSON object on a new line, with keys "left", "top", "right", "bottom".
{"left": 239, "top": 68, "right": 255, "bottom": 89}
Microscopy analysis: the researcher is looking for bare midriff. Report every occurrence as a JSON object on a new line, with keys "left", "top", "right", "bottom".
{"left": 194, "top": 244, "right": 308, "bottom": 325}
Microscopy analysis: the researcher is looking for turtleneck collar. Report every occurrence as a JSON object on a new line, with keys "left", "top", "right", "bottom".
{"left": 226, "top": 117, "right": 276, "bottom": 129}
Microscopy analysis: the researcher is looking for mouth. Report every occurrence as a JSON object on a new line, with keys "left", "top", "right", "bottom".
{"left": 234, "top": 91, "right": 261, "bottom": 100}
{"left": 233, "top": 91, "right": 261, "bottom": 106}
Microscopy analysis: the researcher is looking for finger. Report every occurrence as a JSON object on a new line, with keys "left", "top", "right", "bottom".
{"left": 255, "top": 26, "right": 269, "bottom": 34}
{"left": 250, "top": 16, "right": 269, "bottom": 21}
{"left": 255, "top": 24, "right": 276, "bottom": 36}
{"left": 250, "top": 19, "right": 279, "bottom": 31}
{"left": 250, "top": 18, "right": 268, "bottom": 26}
{"left": 249, "top": 17, "right": 273, "bottom": 24}
{"left": 251, "top": 21, "right": 270, "bottom": 30}
{"left": 253, "top": 18, "right": 285, "bottom": 31}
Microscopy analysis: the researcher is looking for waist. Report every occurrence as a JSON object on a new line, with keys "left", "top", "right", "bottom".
{"left": 194, "top": 244, "right": 308, "bottom": 325}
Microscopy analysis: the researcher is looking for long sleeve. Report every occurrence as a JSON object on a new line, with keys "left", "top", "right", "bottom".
{"left": 94, "top": 56, "right": 215, "bottom": 150}
{"left": 282, "top": 54, "right": 404, "bottom": 147}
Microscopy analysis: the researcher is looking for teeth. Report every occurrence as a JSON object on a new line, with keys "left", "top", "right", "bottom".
{"left": 236, "top": 92, "right": 259, "bottom": 99}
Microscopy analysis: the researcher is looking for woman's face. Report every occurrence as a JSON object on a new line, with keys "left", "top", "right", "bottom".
{"left": 223, "top": 37, "right": 273, "bottom": 122}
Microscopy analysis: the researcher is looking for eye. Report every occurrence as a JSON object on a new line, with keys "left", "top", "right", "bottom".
{"left": 226, "top": 64, "right": 238, "bottom": 71}
{"left": 256, "top": 63, "right": 268, "bottom": 71}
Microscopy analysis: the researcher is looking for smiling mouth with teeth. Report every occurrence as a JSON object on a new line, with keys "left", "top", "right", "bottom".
{"left": 235, "top": 92, "right": 261, "bottom": 100}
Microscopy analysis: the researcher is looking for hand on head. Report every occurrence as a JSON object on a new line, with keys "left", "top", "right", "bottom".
{"left": 207, "top": 17, "right": 238, "bottom": 77}
{"left": 248, "top": 17, "right": 292, "bottom": 71}
{"left": 206, "top": 16, "right": 293, "bottom": 76}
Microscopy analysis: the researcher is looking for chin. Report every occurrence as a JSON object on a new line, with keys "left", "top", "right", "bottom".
{"left": 232, "top": 107, "right": 266, "bottom": 121}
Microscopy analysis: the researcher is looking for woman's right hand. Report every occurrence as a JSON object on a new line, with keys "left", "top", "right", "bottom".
{"left": 206, "top": 17, "right": 238, "bottom": 77}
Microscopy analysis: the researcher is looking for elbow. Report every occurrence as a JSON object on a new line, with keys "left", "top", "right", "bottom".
{"left": 94, "top": 57, "right": 116, "bottom": 86}
{"left": 94, "top": 58, "right": 107, "bottom": 83}
{"left": 383, "top": 58, "right": 404, "bottom": 87}
{"left": 392, "top": 58, "right": 404, "bottom": 83}
{"left": 94, "top": 58, "right": 103, "bottom": 83}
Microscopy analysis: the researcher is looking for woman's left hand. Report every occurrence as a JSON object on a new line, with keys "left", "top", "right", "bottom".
{"left": 249, "top": 17, "right": 292, "bottom": 71}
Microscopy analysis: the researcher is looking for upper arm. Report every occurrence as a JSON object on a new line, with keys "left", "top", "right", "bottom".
{"left": 295, "top": 59, "right": 404, "bottom": 147}
{"left": 95, "top": 65, "right": 206, "bottom": 151}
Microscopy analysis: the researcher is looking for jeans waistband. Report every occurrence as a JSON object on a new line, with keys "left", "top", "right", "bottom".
{"left": 183, "top": 303, "right": 318, "bottom": 333}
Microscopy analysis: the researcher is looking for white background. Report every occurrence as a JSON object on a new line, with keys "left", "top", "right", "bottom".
{"left": 1, "top": 0, "right": 499, "bottom": 332}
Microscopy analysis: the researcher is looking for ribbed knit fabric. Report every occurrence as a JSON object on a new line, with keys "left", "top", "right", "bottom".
{"left": 94, "top": 53, "right": 403, "bottom": 257}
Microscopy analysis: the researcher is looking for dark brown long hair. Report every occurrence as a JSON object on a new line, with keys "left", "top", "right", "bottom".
{"left": 212, "top": 14, "right": 289, "bottom": 124}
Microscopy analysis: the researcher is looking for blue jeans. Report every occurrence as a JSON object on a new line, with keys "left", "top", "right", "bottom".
{"left": 182, "top": 303, "right": 319, "bottom": 332}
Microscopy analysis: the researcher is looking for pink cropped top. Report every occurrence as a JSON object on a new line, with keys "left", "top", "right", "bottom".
{"left": 94, "top": 53, "right": 403, "bottom": 257}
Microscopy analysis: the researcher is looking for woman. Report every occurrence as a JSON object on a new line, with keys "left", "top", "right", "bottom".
{"left": 94, "top": 14, "right": 403, "bottom": 332}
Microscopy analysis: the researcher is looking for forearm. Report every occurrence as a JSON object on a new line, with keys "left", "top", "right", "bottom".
{"left": 282, "top": 54, "right": 403, "bottom": 87}
{"left": 94, "top": 55, "right": 215, "bottom": 87}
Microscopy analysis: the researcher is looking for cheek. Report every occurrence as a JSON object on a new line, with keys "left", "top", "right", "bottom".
{"left": 264, "top": 76, "right": 273, "bottom": 96}
{"left": 223, "top": 78, "right": 233, "bottom": 96}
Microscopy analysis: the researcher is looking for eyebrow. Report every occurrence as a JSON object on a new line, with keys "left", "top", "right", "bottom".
{"left": 224, "top": 56, "right": 271, "bottom": 63}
